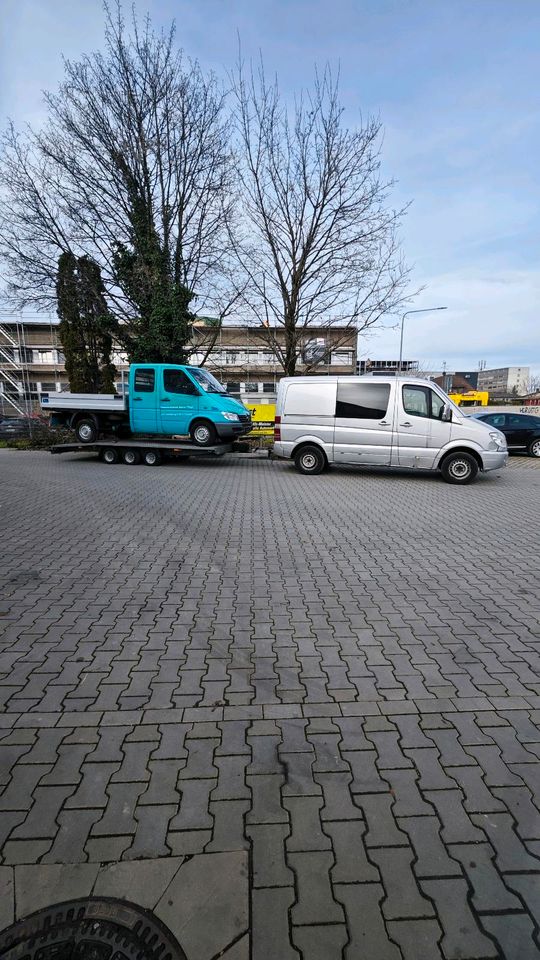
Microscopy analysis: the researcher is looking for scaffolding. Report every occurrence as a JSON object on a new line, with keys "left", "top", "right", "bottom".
{"left": 0, "top": 320, "right": 30, "bottom": 417}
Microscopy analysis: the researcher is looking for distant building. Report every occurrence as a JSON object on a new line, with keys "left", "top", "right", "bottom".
{"left": 0, "top": 317, "right": 357, "bottom": 413}
{"left": 356, "top": 358, "right": 419, "bottom": 376}
{"left": 477, "top": 366, "right": 529, "bottom": 397}
{"left": 455, "top": 370, "right": 479, "bottom": 389}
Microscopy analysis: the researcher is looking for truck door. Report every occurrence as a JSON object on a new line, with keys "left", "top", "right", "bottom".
{"left": 159, "top": 368, "right": 200, "bottom": 435}
{"left": 131, "top": 367, "right": 158, "bottom": 433}
{"left": 333, "top": 380, "right": 394, "bottom": 465}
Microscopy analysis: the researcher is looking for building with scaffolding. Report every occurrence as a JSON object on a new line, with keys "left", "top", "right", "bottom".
{"left": 0, "top": 317, "right": 357, "bottom": 413}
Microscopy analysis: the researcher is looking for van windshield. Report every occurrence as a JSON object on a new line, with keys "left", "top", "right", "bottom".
{"left": 187, "top": 368, "right": 227, "bottom": 394}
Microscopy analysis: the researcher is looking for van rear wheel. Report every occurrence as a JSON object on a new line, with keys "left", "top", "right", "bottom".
{"left": 294, "top": 445, "right": 327, "bottom": 475}
{"left": 440, "top": 452, "right": 478, "bottom": 484}
{"left": 75, "top": 417, "right": 98, "bottom": 443}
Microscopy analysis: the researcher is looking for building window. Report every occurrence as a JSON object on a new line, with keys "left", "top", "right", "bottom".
{"left": 227, "top": 382, "right": 240, "bottom": 393}
{"left": 244, "top": 383, "right": 259, "bottom": 393}
{"left": 262, "top": 382, "right": 275, "bottom": 393}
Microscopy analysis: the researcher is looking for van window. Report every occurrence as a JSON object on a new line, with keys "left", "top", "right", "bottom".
{"left": 336, "top": 382, "right": 390, "bottom": 419}
{"left": 285, "top": 382, "right": 336, "bottom": 416}
{"left": 402, "top": 385, "right": 445, "bottom": 420}
{"left": 134, "top": 368, "right": 155, "bottom": 392}
{"left": 164, "top": 369, "right": 198, "bottom": 395}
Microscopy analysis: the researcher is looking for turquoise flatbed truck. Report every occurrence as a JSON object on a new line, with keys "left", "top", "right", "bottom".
{"left": 40, "top": 363, "right": 252, "bottom": 465}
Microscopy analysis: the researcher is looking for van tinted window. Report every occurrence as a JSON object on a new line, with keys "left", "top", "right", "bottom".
{"left": 403, "top": 385, "right": 446, "bottom": 420}
{"left": 164, "top": 369, "right": 198, "bottom": 395}
{"left": 134, "top": 368, "right": 155, "bottom": 392}
{"left": 336, "top": 382, "right": 390, "bottom": 419}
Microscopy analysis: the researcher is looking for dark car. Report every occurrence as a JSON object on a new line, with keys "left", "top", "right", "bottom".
{"left": 0, "top": 417, "right": 30, "bottom": 439}
{"left": 473, "top": 412, "right": 540, "bottom": 458}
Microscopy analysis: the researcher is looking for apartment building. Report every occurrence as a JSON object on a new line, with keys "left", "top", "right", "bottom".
{"left": 476, "top": 366, "right": 530, "bottom": 397}
{"left": 0, "top": 317, "right": 357, "bottom": 413}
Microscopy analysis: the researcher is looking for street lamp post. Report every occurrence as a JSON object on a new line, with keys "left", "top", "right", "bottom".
{"left": 398, "top": 307, "right": 447, "bottom": 374}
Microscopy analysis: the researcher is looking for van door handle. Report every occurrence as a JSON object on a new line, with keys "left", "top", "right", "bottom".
{"left": 160, "top": 398, "right": 170, "bottom": 402}
{"left": 400, "top": 421, "right": 412, "bottom": 427}
{"left": 379, "top": 420, "right": 389, "bottom": 425}
{"left": 133, "top": 397, "right": 142, "bottom": 401}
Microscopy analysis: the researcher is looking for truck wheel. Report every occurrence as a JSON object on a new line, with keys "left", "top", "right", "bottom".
{"left": 294, "top": 444, "right": 327, "bottom": 475}
{"left": 190, "top": 420, "right": 217, "bottom": 447}
{"left": 122, "top": 448, "right": 140, "bottom": 465}
{"left": 101, "top": 448, "right": 119, "bottom": 464}
{"left": 440, "top": 452, "right": 478, "bottom": 484}
{"left": 75, "top": 417, "right": 98, "bottom": 443}
{"left": 527, "top": 438, "right": 540, "bottom": 458}
{"left": 143, "top": 449, "right": 162, "bottom": 466}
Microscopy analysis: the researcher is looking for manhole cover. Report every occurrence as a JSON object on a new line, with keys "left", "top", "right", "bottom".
{"left": 0, "top": 897, "right": 187, "bottom": 960}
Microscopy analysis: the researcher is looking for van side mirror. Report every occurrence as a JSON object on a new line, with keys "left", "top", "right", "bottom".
{"left": 442, "top": 404, "right": 452, "bottom": 422}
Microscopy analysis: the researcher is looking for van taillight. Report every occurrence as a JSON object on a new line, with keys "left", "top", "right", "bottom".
{"left": 274, "top": 415, "right": 281, "bottom": 441}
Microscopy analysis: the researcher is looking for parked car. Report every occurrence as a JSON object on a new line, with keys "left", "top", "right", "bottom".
{"left": 0, "top": 417, "right": 30, "bottom": 439}
{"left": 472, "top": 412, "right": 540, "bottom": 457}
{"left": 273, "top": 376, "right": 508, "bottom": 484}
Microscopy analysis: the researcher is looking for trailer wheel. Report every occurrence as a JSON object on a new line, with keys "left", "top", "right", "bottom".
{"left": 122, "top": 448, "right": 140, "bottom": 465}
{"left": 101, "top": 448, "right": 119, "bottom": 464}
{"left": 75, "top": 417, "right": 98, "bottom": 443}
{"left": 143, "top": 449, "right": 162, "bottom": 466}
{"left": 190, "top": 420, "right": 218, "bottom": 447}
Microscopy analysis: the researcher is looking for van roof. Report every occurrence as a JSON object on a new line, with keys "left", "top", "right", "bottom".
{"left": 279, "top": 375, "right": 439, "bottom": 387}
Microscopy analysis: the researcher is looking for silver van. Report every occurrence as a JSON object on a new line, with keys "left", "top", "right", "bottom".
{"left": 273, "top": 376, "right": 508, "bottom": 484}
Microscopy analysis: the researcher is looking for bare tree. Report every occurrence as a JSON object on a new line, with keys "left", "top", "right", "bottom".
{"left": 231, "top": 61, "right": 411, "bottom": 376}
{"left": 0, "top": 4, "right": 236, "bottom": 361}
{"left": 523, "top": 375, "right": 540, "bottom": 396}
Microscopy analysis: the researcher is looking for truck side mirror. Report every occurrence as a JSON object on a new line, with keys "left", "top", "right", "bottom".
{"left": 442, "top": 404, "right": 452, "bottom": 422}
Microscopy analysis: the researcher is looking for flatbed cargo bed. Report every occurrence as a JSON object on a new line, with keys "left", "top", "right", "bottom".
{"left": 50, "top": 439, "right": 249, "bottom": 456}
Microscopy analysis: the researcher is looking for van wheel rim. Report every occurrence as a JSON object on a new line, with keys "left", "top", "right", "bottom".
{"left": 450, "top": 459, "right": 470, "bottom": 478}
{"left": 531, "top": 440, "right": 540, "bottom": 457}
{"left": 79, "top": 423, "right": 93, "bottom": 441}
{"left": 194, "top": 426, "right": 210, "bottom": 443}
{"left": 302, "top": 453, "right": 317, "bottom": 469}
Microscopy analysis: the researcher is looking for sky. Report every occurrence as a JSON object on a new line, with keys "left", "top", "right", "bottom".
{"left": 1, "top": 0, "right": 539, "bottom": 377}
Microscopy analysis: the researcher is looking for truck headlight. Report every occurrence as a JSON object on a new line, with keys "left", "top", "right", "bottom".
{"left": 489, "top": 431, "right": 506, "bottom": 450}
{"left": 221, "top": 412, "right": 240, "bottom": 422}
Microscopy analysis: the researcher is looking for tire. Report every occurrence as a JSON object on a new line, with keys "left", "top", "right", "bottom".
{"left": 440, "top": 451, "right": 478, "bottom": 485}
{"left": 527, "top": 438, "right": 540, "bottom": 458}
{"left": 190, "top": 420, "right": 218, "bottom": 447}
{"left": 143, "top": 449, "right": 162, "bottom": 466}
{"left": 101, "top": 448, "right": 119, "bottom": 464}
{"left": 75, "top": 417, "right": 98, "bottom": 443}
{"left": 294, "top": 444, "right": 327, "bottom": 475}
{"left": 122, "top": 448, "right": 140, "bottom": 465}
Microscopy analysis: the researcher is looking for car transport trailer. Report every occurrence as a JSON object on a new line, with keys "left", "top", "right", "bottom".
{"left": 50, "top": 438, "right": 250, "bottom": 466}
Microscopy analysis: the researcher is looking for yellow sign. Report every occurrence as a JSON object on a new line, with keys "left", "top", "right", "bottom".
{"left": 449, "top": 391, "right": 489, "bottom": 407}
{"left": 245, "top": 403, "right": 276, "bottom": 435}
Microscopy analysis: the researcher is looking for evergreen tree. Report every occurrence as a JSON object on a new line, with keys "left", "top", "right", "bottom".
{"left": 56, "top": 252, "right": 117, "bottom": 393}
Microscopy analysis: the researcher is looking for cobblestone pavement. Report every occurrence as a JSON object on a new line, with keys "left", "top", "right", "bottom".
{"left": 1, "top": 450, "right": 540, "bottom": 959}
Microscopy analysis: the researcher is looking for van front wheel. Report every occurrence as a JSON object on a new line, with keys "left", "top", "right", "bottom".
{"left": 440, "top": 452, "right": 478, "bottom": 485}
{"left": 190, "top": 420, "right": 217, "bottom": 447}
{"left": 294, "top": 445, "right": 327, "bottom": 475}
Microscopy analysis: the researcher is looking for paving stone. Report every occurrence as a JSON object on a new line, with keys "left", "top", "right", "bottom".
{"left": 448, "top": 842, "right": 522, "bottom": 912}
{"left": 93, "top": 856, "right": 183, "bottom": 908}
{"left": 387, "top": 919, "right": 443, "bottom": 960}
{"left": 492, "top": 785, "right": 540, "bottom": 839}
{"left": 447, "top": 765, "right": 506, "bottom": 813}
{"left": 370, "top": 847, "right": 435, "bottom": 919}
{"left": 472, "top": 812, "right": 540, "bottom": 872}
{"left": 292, "top": 924, "right": 348, "bottom": 960}
{"left": 247, "top": 823, "right": 294, "bottom": 886}
{"left": 91, "top": 782, "right": 146, "bottom": 836}
{"left": 166, "top": 830, "right": 212, "bottom": 855}
{"left": 155, "top": 852, "right": 248, "bottom": 960}
{"left": 480, "top": 914, "right": 540, "bottom": 960}
{"left": 356, "top": 793, "right": 409, "bottom": 847}
{"left": 281, "top": 752, "right": 321, "bottom": 796}
{"left": 43, "top": 808, "right": 103, "bottom": 863}
{"left": 0, "top": 867, "right": 14, "bottom": 929}
{"left": 207, "top": 799, "right": 251, "bottom": 853}
{"left": 168, "top": 778, "right": 216, "bottom": 831}
{"left": 425, "top": 789, "right": 486, "bottom": 844}
{"left": 246, "top": 774, "right": 288, "bottom": 824}
{"left": 465, "top": 744, "right": 525, "bottom": 786}
{"left": 336, "top": 883, "right": 402, "bottom": 960}
{"left": 325, "top": 819, "right": 379, "bottom": 883}
{"left": 284, "top": 796, "right": 331, "bottom": 852}
{"left": 384, "top": 768, "right": 432, "bottom": 817}
{"left": 398, "top": 816, "right": 462, "bottom": 878}
{"left": 14, "top": 863, "right": 99, "bottom": 916}
{"left": 421, "top": 878, "right": 499, "bottom": 959}
{"left": 289, "top": 851, "right": 344, "bottom": 926}
{"left": 65, "top": 762, "right": 119, "bottom": 808}
{"left": 2, "top": 839, "right": 52, "bottom": 864}
{"left": 0, "top": 763, "right": 52, "bottom": 810}
{"left": 211, "top": 755, "right": 250, "bottom": 800}
{"left": 405, "top": 748, "right": 457, "bottom": 790}
{"left": 252, "top": 887, "right": 299, "bottom": 960}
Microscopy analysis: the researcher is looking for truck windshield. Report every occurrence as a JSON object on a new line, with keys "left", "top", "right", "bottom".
{"left": 188, "top": 368, "right": 227, "bottom": 394}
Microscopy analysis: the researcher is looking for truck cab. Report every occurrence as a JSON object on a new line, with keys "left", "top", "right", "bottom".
{"left": 129, "top": 364, "right": 250, "bottom": 444}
